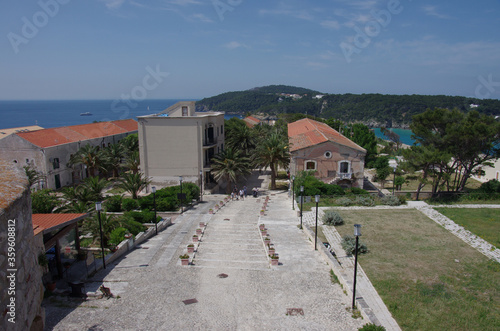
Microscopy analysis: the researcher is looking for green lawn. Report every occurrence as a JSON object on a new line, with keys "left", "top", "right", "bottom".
{"left": 333, "top": 209, "right": 500, "bottom": 331}
{"left": 435, "top": 208, "right": 500, "bottom": 248}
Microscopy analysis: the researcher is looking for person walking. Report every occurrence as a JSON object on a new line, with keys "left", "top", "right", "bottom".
{"left": 243, "top": 186, "right": 247, "bottom": 198}
{"left": 239, "top": 189, "right": 244, "bottom": 201}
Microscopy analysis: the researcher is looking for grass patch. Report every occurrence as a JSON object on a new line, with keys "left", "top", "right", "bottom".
{"left": 330, "top": 269, "right": 340, "bottom": 285}
{"left": 435, "top": 207, "right": 500, "bottom": 248}
{"left": 334, "top": 209, "right": 500, "bottom": 331}
{"left": 270, "top": 181, "right": 289, "bottom": 190}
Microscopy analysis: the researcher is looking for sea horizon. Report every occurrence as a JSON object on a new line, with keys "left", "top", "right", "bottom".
{"left": 0, "top": 99, "right": 413, "bottom": 145}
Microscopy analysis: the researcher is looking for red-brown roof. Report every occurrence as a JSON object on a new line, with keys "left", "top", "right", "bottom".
{"left": 16, "top": 119, "right": 138, "bottom": 148}
{"left": 32, "top": 213, "right": 88, "bottom": 235}
{"left": 288, "top": 118, "right": 366, "bottom": 153}
{"left": 243, "top": 116, "right": 261, "bottom": 128}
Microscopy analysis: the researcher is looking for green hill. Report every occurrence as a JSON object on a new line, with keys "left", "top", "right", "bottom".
{"left": 196, "top": 85, "right": 500, "bottom": 127}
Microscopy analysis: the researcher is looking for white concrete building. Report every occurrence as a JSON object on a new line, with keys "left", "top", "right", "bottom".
{"left": 137, "top": 101, "right": 224, "bottom": 192}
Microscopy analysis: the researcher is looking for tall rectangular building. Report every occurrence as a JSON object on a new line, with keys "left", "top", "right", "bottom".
{"left": 137, "top": 101, "right": 224, "bottom": 191}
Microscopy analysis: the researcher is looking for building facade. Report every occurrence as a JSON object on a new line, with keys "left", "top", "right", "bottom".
{"left": 288, "top": 118, "right": 366, "bottom": 188}
{"left": 0, "top": 120, "right": 138, "bottom": 190}
{"left": 137, "top": 101, "right": 224, "bottom": 191}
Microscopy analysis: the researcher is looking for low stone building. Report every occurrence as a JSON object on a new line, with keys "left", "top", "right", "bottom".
{"left": 288, "top": 118, "right": 366, "bottom": 188}
{"left": 0, "top": 160, "right": 44, "bottom": 330}
{"left": 0, "top": 120, "right": 138, "bottom": 190}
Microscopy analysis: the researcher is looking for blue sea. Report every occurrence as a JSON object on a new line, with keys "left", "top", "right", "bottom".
{"left": 373, "top": 127, "right": 415, "bottom": 146}
{"left": 0, "top": 99, "right": 242, "bottom": 129}
{"left": 0, "top": 100, "right": 413, "bottom": 144}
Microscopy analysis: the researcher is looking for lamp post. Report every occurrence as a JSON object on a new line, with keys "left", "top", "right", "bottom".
{"left": 352, "top": 224, "right": 362, "bottom": 310}
{"left": 314, "top": 195, "right": 320, "bottom": 250}
{"left": 179, "top": 176, "right": 183, "bottom": 214}
{"left": 292, "top": 175, "right": 296, "bottom": 210}
{"left": 300, "top": 186, "right": 304, "bottom": 229}
{"left": 95, "top": 202, "right": 106, "bottom": 269}
{"left": 199, "top": 170, "right": 203, "bottom": 202}
{"left": 392, "top": 166, "right": 396, "bottom": 195}
{"left": 152, "top": 186, "right": 157, "bottom": 235}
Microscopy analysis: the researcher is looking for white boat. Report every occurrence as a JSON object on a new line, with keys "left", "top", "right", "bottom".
{"left": 80, "top": 112, "right": 92, "bottom": 116}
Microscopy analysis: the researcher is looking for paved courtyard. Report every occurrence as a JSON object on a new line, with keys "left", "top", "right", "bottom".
{"left": 44, "top": 172, "right": 365, "bottom": 330}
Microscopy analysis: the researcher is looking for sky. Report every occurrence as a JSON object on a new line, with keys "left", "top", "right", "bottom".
{"left": 1, "top": 0, "right": 500, "bottom": 100}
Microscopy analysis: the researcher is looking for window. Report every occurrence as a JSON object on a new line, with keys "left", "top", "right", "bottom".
{"left": 221, "top": 125, "right": 224, "bottom": 134}
{"left": 182, "top": 106, "right": 188, "bottom": 116}
{"left": 53, "top": 158, "right": 60, "bottom": 169}
{"left": 305, "top": 160, "right": 316, "bottom": 170}
{"left": 26, "top": 159, "right": 30, "bottom": 163}
{"left": 339, "top": 161, "right": 349, "bottom": 173}
{"left": 324, "top": 151, "right": 332, "bottom": 159}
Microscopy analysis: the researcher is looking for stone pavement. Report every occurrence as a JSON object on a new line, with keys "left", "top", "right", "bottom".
{"left": 44, "top": 172, "right": 365, "bottom": 331}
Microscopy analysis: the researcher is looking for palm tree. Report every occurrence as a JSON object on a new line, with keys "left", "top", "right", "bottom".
{"left": 210, "top": 147, "right": 252, "bottom": 194}
{"left": 81, "top": 176, "right": 109, "bottom": 202}
{"left": 23, "top": 164, "right": 45, "bottom": 188}
{"left": 226, "top": 125, "right": 256, "bottom": 156}
{"left": 83, "top": 212, "right": 121, "bottom": 247}
{"left": 68, "top": 144, "right": 104, "bottom": 178}
{"left": 123, "top": 150, "right": 140, "bottom": 174}
{"left": 252, "top": 131, "right": 290, "bottom": 190}
{"left": 55, "top": 185, "right": 95, "bottom": 213}
{"left": 102, "top": 143, "right": 124, "bottom": 178}
{"left": 117, "top": 172, "right": 151, "bottom": 199}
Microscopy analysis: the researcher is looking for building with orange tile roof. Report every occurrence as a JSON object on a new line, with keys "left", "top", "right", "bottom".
{"left": 288, "top": 118, "right": 366, "bottom": 188}
{"left": 243, "top": 116, "right": 261, "bottom": 128}
{"left": 0, "top": 125, "right": 44, "bottom": 140}
{"left": 0, "top": 119, "right": 137, "bottom": 190}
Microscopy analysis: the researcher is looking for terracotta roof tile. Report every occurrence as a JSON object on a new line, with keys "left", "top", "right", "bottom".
{"left": 243, "top": 116, "right": 261, "bottom": 128}
{"left": 288, "top": 118, "right": 366, "bottom": 153}
{"left": 32, "top": 213, "right": 88, "bottom": 234}
{"left": 16, "top": 119, "right": 137, "bottom": 148}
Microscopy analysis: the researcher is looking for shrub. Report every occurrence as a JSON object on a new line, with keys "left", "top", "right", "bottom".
{"left": 122, "top": 219, "right": 146, "bottom": 235}
{"left": 397, "top": 195, "right": 407, "bottom": 205}
{"left": 381, "top": 195, "right": 401, "bottom": 206}
{"left": 122, "top": 198, "right": 139, "bottom": 211}
{"left": 358, "top": 323, "right": 386, "bottom": 331}
{"left": 104, "top": 195, "right": 123, "bottom": 212}
{"left": 337, "top": 197, "right": 353, "bottom": 206}
{"left": 349, "top": 187, "right": 368, "bottom": 195}
{"left": 31, "top": 189, "right": 59, "bottom": 213}
{"left": 124, "top": 209, "right": 156, "bottom": 224}
{"left": 355, "top": 195, "right": 374, "bottom": 206}
{"left": 322, "top": 209, "right": 344, "bottom": 225}
{"left": 341, "top": 235, "right": 368, "bottom": 255}
{"left": 108, "top": 227, "right": 127, "bottom": 247}
{"left": 478, "top": 179, "right": 500, "bottom": 193}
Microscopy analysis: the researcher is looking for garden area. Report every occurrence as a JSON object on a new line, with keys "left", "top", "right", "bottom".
{"left": 332, "top": 209, "right": 500, "bottom": 331}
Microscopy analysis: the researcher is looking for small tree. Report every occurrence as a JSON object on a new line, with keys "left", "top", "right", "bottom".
{"left": 117, "top": 172, "right": 151, "bottom": 199}
{"left": 322, "top": 210, "right": 344, "bottom": 225}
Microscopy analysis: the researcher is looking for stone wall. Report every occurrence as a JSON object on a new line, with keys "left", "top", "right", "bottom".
{"left": 0, "top": 160, "right": 44, "bottom": 331}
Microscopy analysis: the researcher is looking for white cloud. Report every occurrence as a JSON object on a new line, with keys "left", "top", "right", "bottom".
{"left": 321, "top": 20, "right": 341, "bottom": 30}
{"left": 166, "top": 0, "right": 202, "bottom": 5}
{"left": 100, "top": 0, "right": 126, "bottom": 9}
{"left": 190, "top": 13, "right": 213, "bottom": 23}
{"left": 224, "top": 41, "right": 249, "bottom": 50}
{"left": 422, "top": 5, "right": 452, "bottom": 19}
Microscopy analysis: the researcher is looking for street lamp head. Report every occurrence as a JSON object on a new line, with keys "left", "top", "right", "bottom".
{"left": 300, "top": 186, "right": 304, "bottom": 192}
{"left": 95, "top": 201, "right": 102, "bottom": 211}
{"left": 179, "top": 176, "right": 183, "bottom": 182}
{"left": 354, "top": 224, "right": 362, "bottom": 236}
{"left": 151, "top": 186, "right": 156, "bottom": 193}
{"left": 292, "top": 175, "right": 295, "bottom": 181}
{"left": 315, "top": 195, "right": 320, "bottom": 203}
{"left": 200, "top": 170, "right": 203, "bottom": 175}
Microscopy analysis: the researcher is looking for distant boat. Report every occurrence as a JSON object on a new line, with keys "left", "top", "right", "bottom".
{"left": 80, "top": 112, "right": 92, "bottom": 116}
